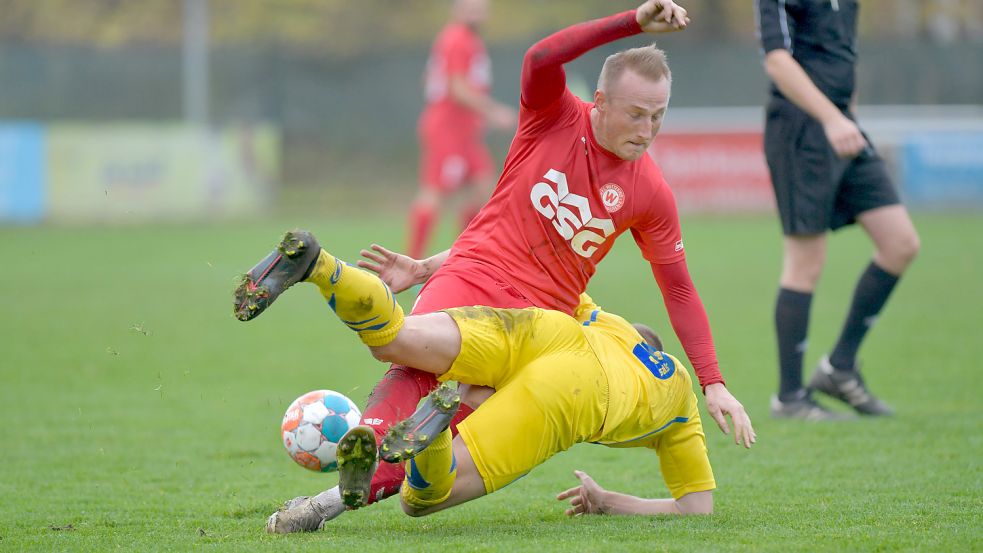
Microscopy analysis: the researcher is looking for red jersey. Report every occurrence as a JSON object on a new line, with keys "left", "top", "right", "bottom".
{"left": 419, "top": 22, "right": 491, "bottom": 141}
{"left": 437, "top": 10, "right": 724, "bottom": 388}
{"left": 449, "top": 89, "right": 683, "bottom": 313}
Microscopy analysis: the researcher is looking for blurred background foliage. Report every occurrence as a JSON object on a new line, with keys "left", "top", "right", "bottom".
{"left": 0, "top": 0, "right": 980, "bottom": 199}
{"left": 1, "top": 0, "right": 980, "bottom": 51}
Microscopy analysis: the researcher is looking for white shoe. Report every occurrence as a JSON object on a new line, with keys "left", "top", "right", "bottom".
{"left": 266, "top": 487, "right": 345, "bottom": 534}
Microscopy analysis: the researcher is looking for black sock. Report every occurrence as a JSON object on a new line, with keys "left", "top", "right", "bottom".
{"left": 829, "top": 262, "right": 900, "bottom": 372}
{"left": 776, "top": 288, "right": 813, "bottom": 400}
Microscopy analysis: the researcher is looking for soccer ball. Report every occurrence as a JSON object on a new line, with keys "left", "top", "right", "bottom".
{"left": 280, "top": 390, "right": 362, "bottom": 473}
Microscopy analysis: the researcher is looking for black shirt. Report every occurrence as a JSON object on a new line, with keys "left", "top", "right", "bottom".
{"left": 756, "top": 0, "right": 859, "bottom": 108}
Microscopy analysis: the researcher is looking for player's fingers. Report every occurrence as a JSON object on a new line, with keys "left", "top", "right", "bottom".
{"left": 556, "top": 486, "right": 580, "bottom": 500}
{"left": 709, "top": 405, "right": 730, "bottom": 435}
{"left": 370, "top": 243, "right": 392, "bottom": 255}
{"left": 360, "top": 249, "right": 386, "bottom": 264}
{"left": 355, "top": 260, "right": 382, "bottom": 274}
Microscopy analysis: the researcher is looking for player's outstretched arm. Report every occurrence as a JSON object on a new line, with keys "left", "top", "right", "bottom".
{"left": 358, "top": 245, "right": 450, "bottom": 293}
{"left": 520, "top": 1, "right": 688, "bottom": 110}
{"left": 556, "top": 471, "right": 712, "bottom": 515}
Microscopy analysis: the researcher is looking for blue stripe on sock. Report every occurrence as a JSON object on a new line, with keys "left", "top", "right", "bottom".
{"left": 340, "top": 315, "right": 381, "bottom": 326}
{"left": 406, "top": 459, "right": 431, "bottom": 490}
{"left": 327, "top": 293, "right": 336, "bottom": 312}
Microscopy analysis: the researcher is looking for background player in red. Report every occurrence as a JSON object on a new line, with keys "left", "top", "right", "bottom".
{"left": 262, "top": 0, "right": 753, "bottom": 533}
{"left": 409, "top": 0, "right": 517, "bottom": 260}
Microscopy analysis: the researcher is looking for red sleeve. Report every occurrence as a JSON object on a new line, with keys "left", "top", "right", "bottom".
{"left": 649, "top": 260, "right": 725, "bottom": 390}
{"left": 521, "top": 10, "right": 642, "bottom": 110}
{"left": 629, "top": 176, "right": 685, "bottom": 265}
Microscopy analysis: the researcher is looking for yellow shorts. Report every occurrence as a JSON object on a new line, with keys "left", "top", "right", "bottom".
{"left": 442, "top": 305, "right": 715, "bottom": 498}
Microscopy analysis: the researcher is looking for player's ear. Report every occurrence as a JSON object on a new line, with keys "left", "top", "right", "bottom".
{"left": 594, "top": 89, "right": 605, "bottom": 111}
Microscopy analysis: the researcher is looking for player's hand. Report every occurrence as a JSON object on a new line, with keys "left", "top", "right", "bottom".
{"left": 487, "top": 104, "right": 517, "bottom": 130}
{"left": 357, "top": 244, "right": 426, "bottom": 294}
{"left": 822, "top": 114, "right": 867, "bottom": 158}
{"left": 556, "top": 470, "right": 608, "bottom": 516}
{"left": 704, "top": 383, "right": 756, "bottom": 449}
{"left": 636, "top": 0, "right": 689, "bottom": 33}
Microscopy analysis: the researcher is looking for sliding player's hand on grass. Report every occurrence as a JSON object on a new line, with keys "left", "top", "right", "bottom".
{"left": 357, "top": 244, "right": 425, "bottom": 294}
{"left": 556, "top": 470, "right": 608, "bottom": 516}
{"left": 636, "top": 0, "right": 690, "bottom": 34}
{"left": 704, "top": 383, "right": 756, "bottom": 449}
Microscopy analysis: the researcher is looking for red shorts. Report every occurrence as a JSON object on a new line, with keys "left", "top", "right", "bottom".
{"left": 419, "top": 134, "right": 494, "bottom": 193}
{"left": 411, "top": 260, "right": 533, "bottom": 315}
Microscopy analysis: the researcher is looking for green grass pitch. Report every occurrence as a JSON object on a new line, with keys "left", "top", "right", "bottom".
{"left": 0, "top": 213, "right": 980, "bottom": 551}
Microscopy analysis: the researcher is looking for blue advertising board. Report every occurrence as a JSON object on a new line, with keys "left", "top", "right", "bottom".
{"left": 0, "top": 123, "right": 45, "bottom": 222}
{"left": 902, "top": 132, "right": 983, "bottom": 207}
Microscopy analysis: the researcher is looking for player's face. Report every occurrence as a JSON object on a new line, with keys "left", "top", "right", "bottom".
{"left": 593, "top": 70, "right": 670, "bottom": 161}
{"left": 455, "top": 0, "right": 489, "bottom": 27}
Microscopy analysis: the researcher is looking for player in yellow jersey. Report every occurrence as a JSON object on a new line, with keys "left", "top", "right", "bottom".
{"left": 235, "top": 230, "right": 755, "bottom": 528}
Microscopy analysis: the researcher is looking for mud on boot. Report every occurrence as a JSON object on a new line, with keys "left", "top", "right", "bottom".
{"left": 380, "top": 383, "right": 461, "bottom": 464}
{"left": 336, "top": 426, "right": 379, "bottom": 510}
{"left": 234, "top": 230, "right": 321, "bottom": 322}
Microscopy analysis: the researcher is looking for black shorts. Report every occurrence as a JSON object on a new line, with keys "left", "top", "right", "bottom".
{"left": 764, "top": 98, "right": 900, "bottom": 235}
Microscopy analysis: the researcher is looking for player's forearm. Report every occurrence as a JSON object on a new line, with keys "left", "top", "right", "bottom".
{"left": 764, "top": 50, "right": 843, "bottom": 124}
{"left": 650, "top": 261, "right": 724, "bottom": 389}
{"left": 597, "top": 491, "right": 693, "bottom": 515}
{"left": 419, "top": 249, "right": 451, "bottom": 283}
{"left": 449, "top": 76, "right": 502, "bottom": 117}
{"left": 521, "top": 10, "right": 641, "bottom": 109}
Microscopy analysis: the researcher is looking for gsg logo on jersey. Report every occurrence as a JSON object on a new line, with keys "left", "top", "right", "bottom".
{"left": 530, "top": 169, "right": 615, "bottom": 258}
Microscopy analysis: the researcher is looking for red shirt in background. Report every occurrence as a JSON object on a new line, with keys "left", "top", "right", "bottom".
{"left": 419, "top": 22, "right": 491, "bottom": 143}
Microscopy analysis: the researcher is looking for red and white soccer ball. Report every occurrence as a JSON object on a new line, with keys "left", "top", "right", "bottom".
{"left": 280, "top": 390, "right": 362, "bottom": 473}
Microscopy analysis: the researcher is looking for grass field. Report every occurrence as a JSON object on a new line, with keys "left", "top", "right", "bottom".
{"left": 1, "top": 213, "right": 980, "bottom": 551}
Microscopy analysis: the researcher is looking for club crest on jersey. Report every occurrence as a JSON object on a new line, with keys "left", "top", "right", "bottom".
{"left": 632, "top": 342, "right": 676, "bottom": 380}
{"left": 530, "top": 169, "right": 615, "bottom": 258}
{"left": 599, "top": 183, "right": 625, "bottom": 213}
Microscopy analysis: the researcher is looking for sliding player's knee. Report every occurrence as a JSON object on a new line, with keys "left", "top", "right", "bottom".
{"left": 399, "top": 498, "right": 429, "bottom": 517}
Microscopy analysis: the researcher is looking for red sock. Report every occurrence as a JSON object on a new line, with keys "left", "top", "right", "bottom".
{"left": 363, "top": 365, "right": 438, "bottom": 504}
{"left": 449, "top": 402, "right": 475, "bottom": 436}
{"left": 408, "top": 202, "right": 437, "bottom": 260}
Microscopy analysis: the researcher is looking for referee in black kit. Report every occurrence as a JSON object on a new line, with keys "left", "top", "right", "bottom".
{"left": 756, "top": 0, "right": 920, "bottom": 420}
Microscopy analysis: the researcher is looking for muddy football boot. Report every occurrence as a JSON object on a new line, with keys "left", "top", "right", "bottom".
{"left": 632, "top": 323, "right": 664, "bottom": 352}
{"left": 770, "top": 389, "right": 853, "bottom": 421}
{"left": 234, "top": 229, "right": 321, "bottom": 322}
{"left": 380, "top": 383, "right": 461, "bottom": 464}
{"left": 336, "top": 426, "right": 379, "bottom": 510}
{"left": 265, "top": 488, "right": 346, "bottom": 534}
{"left": 809, "top": 356, "right": 894, "bottom": 416}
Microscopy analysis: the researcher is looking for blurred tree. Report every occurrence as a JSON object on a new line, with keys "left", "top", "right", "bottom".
{"left": 0, "top": 0, "right": 978, "bottom": 53}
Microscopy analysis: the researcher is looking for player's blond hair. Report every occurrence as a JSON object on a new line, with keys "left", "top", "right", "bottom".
{"left": 597, "top": 44, "right": 672, "bottom": 92}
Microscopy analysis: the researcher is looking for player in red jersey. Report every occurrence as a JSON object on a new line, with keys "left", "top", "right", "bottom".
{"left": 265, "top": 0, "right": 754, "bottom": 533}
{"left": 409, "top": 0, "right": 517, "bottom": 260}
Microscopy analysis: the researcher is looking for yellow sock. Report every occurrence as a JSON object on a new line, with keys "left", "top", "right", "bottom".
{"left": 304, "top": 249, "right": 403, "bottom": 346}
{"left": 400, "top": 428, "right": 456, "bottom": 508}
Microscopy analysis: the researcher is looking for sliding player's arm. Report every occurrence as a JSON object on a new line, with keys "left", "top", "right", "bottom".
{"left": 556, "top": 470, "right": 712, "bottom": 516}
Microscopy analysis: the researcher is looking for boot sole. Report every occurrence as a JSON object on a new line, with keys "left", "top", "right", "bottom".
{"left": 379, "top": 383, "right": 461, "bottom": 464}
{"left": 336, "top": 426, "right": 378, "bottom": 510}
{"left": 234, "top": 230, "right": 319, "bottom": 322}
